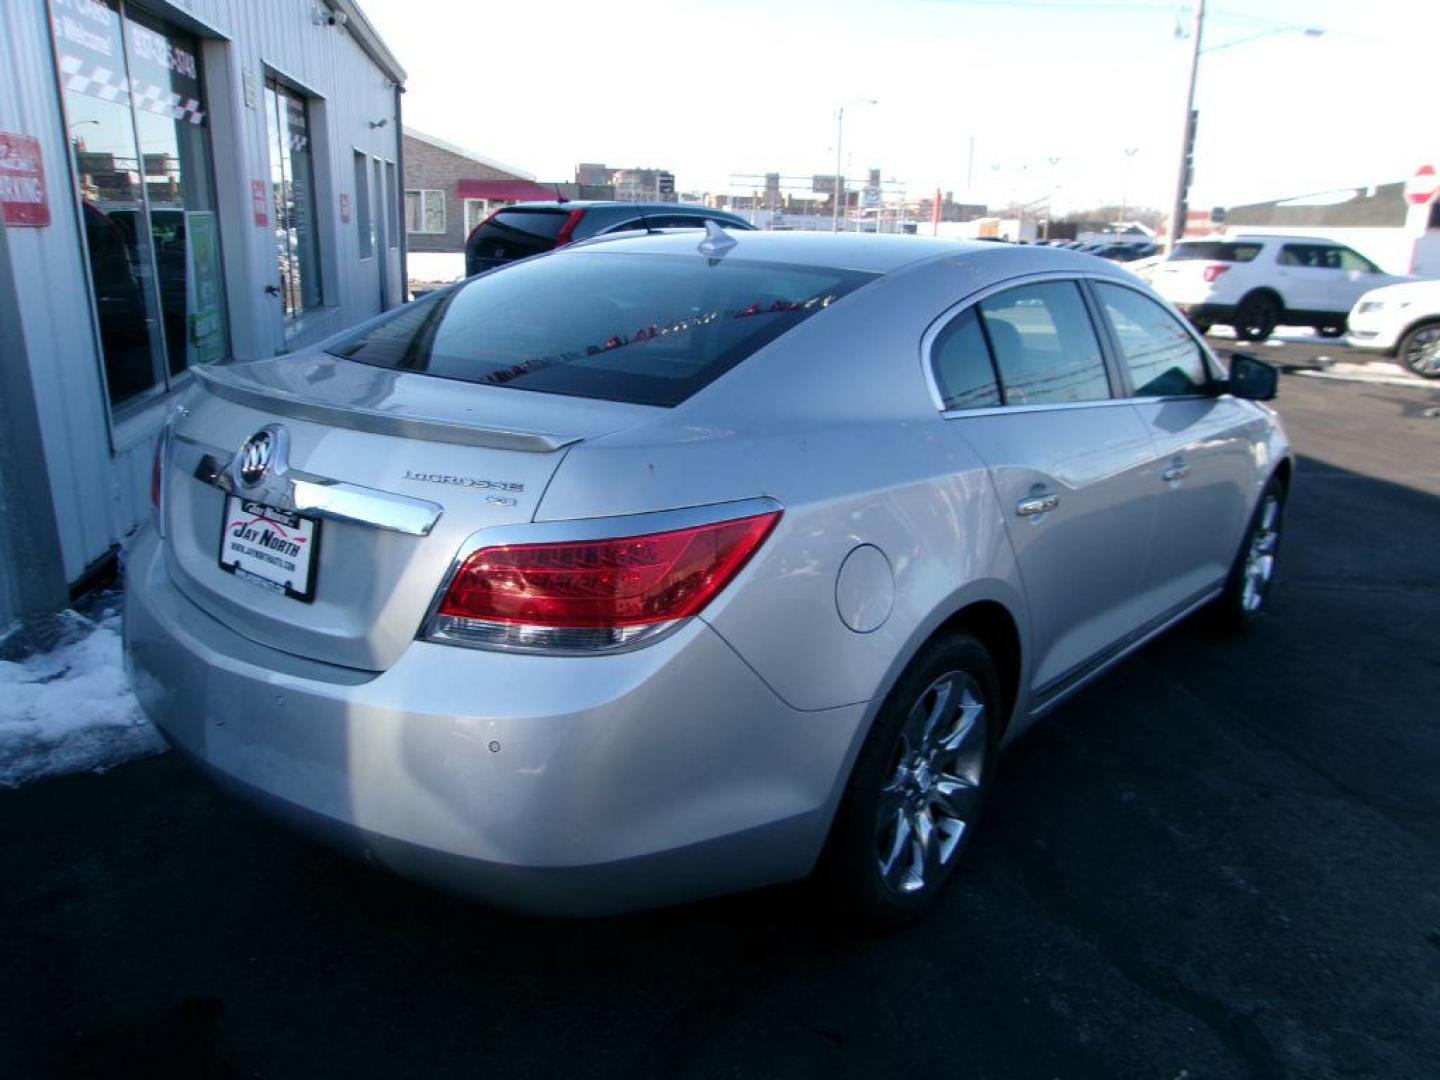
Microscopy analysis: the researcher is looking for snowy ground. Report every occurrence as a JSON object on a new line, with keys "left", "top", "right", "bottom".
{"left": 0, "top": 593, "right": 164, "bottom": 788}
{"left": 407, "top": 251, "right": 466, "bottom": 286}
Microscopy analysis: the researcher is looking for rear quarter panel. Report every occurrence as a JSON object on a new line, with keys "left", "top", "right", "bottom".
{"left": 534, "top": 257, "right": 1033, "bottom": 717}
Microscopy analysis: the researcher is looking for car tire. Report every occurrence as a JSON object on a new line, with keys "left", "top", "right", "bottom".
{"left": 821, "top": 633, "right": 1002, "bottom": 929}
{"left": 1212, "top": 476, "right": 1286, "bottom": 629}
{"left": 1233, "top": 293, "right": 1281, "bottom": 342}
{"left": 1317, "top": 323, "right": 1346, "bottom": 338}
{"left": 1397, "top": 321, "right": 1440, "bottom": 379}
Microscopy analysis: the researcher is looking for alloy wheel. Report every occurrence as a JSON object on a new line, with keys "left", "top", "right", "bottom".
{"left": 875, "top": 671, "right": 988, "bottom": 895}
{"left": 1241, "top": 494, "right": 1281, "bottom": 612}
{"left": 1403, "top": 326, "right": 1440, "bottom": 378}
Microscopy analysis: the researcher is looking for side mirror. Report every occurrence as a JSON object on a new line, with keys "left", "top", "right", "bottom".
{"left": 1226, "top": 352, "right": 1278, "bottom": 401}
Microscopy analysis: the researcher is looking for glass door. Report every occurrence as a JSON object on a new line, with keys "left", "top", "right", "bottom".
{"left": 51, "top": 0, "right": 229, "bottom": 410}
{"left": 52, "top": 0, "right": 168, "bottom": 409}
{"left": 264, "top": 77, "right": 323, "bottom": 334}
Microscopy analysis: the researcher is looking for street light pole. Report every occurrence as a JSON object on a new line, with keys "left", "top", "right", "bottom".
{"left": 1168, "top": 0, "right": 1205, "bottom": 250}
{"left": 1168, "top": 9, "right": 1323, "bottom": 250}
{"left": 832, "top": 98, "right": 876, "bottom": 233}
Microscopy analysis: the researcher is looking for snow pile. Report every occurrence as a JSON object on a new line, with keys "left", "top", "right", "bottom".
{"left": 0, "top": 601, "right": 165, "bottom": 788}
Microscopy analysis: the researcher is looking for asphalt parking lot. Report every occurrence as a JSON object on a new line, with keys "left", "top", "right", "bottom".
{"left": 2, "top": 341, "right": 1438, "bottom": 1079}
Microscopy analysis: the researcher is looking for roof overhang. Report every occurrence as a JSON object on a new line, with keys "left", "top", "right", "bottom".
{"left": 329, "top": 0, "right": 407, "bottom": 84}
{"left": 457, "top": 180, "right": 564, "bottom": 202}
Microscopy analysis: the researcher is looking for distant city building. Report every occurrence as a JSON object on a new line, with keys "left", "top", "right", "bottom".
{"left": 575, "top": 164, "right": 678, "bottom": 203}
{"left": 916, "top": 191, "right": 988, "bottom": 223}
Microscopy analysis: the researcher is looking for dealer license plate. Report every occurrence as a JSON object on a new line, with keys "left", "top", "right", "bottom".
{"left": 217, "top": 496, "right": 320, "bottom": 602}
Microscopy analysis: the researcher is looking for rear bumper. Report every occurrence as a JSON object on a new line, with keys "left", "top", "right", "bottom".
{"left": 123, "top": 528, "right": 866, "bottom": 915}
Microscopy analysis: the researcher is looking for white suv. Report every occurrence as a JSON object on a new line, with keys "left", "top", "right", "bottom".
{"left": 1346, "top": 279, "right": 1440, "bottom": 378}
{"left": 1151, "top": 234, "right": 1409, "bottom": 341}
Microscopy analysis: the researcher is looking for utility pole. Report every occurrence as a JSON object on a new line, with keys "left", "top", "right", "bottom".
{"left": 831, "top": 98, "right": 876, "bottom": 232}
{"left": 1169, "top": 0, "right": 1205, "bottom": 249}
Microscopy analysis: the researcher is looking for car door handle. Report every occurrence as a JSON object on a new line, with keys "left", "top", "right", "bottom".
{"left": 1162, "top": 464, "right": 1190, "bottom": 483}
{"left": 1016, "top": 494, "right": 1059, "bottom": 517}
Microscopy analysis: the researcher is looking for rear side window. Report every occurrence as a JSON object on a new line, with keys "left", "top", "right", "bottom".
{"left": 1170, "top": 242, "right": 1262, "bottom": 263}
{"left": 468, "top": 209, "right": 572, "bottom": 262}
{"left": 1278, "top": 244, "right": 1330, "bottom": 267}
{"left": 329, "top": 252, "right": 874, "bottom": 407}
{"left": 978, "top": 282, "right": 1111, "bottom": 405}
{"left": 1094, "top": 283, "right": 1210, "bottom": 397}
{"left": 931, "top": 308, "right": 1001, "bottom": 410}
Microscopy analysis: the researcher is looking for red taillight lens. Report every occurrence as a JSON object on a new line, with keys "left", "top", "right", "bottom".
{"left": 430, "top": 510, "right": 781, "bottom": 652}
{"left": 553, "top": 208, "right": 586, "bottom": 247}
{"left": 1202, "top": 264, "right": 1230, "bottom": 283}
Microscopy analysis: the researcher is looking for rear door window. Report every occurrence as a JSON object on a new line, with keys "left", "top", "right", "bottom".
{"left": 1278, "top": 244, "right": 1336, "bottom": 268}
{"left": 977, "top": 282, "right": 1111, "bottom": 405}
{"left": 467, "top": 209, "right": 572, "bottom": 262}
{"left": 1094, "top": 283, "right": 1211, "bottom": 397}
{"left": 329, "top": 251, "right": 874, "bottom": 407}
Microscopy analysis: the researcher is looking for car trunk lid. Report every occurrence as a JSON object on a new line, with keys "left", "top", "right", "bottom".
{"left": 161, "top": 351, "right": 658, "bottom": 671}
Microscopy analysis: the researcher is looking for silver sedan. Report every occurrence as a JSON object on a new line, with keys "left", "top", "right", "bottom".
{"left": 125, "top": 230, "right": 1291, "bottom": 924}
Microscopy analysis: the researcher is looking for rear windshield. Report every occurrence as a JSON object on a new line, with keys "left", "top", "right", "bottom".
{"left": 1170, "top": 241, "right": 1262, "bottom": 263}
{"left": 468, "top": 209, "right": 571, "bottom": 261}
{"left": 329, "top": 252, "right": 875, "bottom": 407}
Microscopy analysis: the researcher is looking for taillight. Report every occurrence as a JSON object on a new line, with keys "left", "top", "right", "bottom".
{"left": 1202, "top": 264, "right": 1230, "bottom": 283}
{"left": 425, "top": 509, "right": 781, "bottom": 653}
{"left": 553, "top": 208, "right": 586, "bottom": 247}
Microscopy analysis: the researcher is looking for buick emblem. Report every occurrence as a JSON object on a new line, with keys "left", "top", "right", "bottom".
{"left": 238, "top": 429, "right": 277, "bottom": 486}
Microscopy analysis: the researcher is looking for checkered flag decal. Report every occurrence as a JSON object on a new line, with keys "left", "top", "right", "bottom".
{"left": 60, "top": 53, "right": 206, "bottom": 126}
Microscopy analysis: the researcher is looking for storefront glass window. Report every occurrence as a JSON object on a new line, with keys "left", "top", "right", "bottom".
{"left": 264, "top": 78, "right": 323, "bottom": 325}
{"left": 50, "top": 0, "right": 229, "bottom": 409}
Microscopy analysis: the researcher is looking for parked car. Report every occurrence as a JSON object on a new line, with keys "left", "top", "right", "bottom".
{"left": 1151, "top": 234, "right": 1409, "bottom": 341}
{"left": 464, "top": 201, "right": 754, "bottom": 276}
{"left": 1346, "top": 279, "right": 1440, "bottom": 378}
{"left": 127, "top": 232, "right": 1290, "bottom": 924}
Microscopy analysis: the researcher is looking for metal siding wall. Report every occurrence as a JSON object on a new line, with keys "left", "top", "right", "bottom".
{"left": 214, "top": 0, "right": 403, "bottom": 358}
{"left": 0, "top": 0, "right": 403, "bottom": 591}
{"left": 1, "top": 1, "right": 123, "bottom": 581}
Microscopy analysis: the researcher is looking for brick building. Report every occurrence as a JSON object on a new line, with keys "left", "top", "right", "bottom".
{"left": 402, "top": 127, "right": 552, "bottom": 253}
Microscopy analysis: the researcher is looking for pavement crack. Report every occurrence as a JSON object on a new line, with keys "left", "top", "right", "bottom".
{"left": 1010, "top": 839, "right": 1287, "bottom": 1079}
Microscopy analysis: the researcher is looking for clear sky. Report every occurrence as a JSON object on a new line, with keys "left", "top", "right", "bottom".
{"left": 359, "top": 0, "right": 1438, "bottom": 216}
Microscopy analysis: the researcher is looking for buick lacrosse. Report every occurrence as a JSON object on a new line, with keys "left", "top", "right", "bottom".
{"left": 125, "top": 229, "right": 1290, "bottom": 923}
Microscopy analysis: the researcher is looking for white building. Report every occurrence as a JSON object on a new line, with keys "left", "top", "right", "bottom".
{"left": 1186, "top": 180, "right": 1440, "bottom": 276}
{"left": 0, "top": 0, "right": 406, "bottom": 626}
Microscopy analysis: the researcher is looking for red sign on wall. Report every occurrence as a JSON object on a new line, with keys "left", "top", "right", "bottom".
{"left": 251, "top": 178, "right": 269, "bottom": 226}
{"left": 340, "top": 192, "right": 351, "bottom": 224}
{"left": 0, "top": 132, "right": 50, "bottom": 228}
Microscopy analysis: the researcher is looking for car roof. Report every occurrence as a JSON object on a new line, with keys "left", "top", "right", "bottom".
{"left": 562, "top": 229, "right": 1117, "bottom": 276}
{"left": 498, "top": 200, "right": 745, "bottom": 214}
{"left": 1184, "top": 234, "right": 1340, "bottom": 246}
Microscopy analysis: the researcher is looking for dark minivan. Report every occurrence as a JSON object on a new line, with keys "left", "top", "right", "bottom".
{"left": 464, "top": 201, "right": 755, "bottom": 277}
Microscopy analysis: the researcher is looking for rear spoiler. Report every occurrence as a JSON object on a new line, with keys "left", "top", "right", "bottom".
{"left": 192, "top": 365, "right": 580, "bottom": 454}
